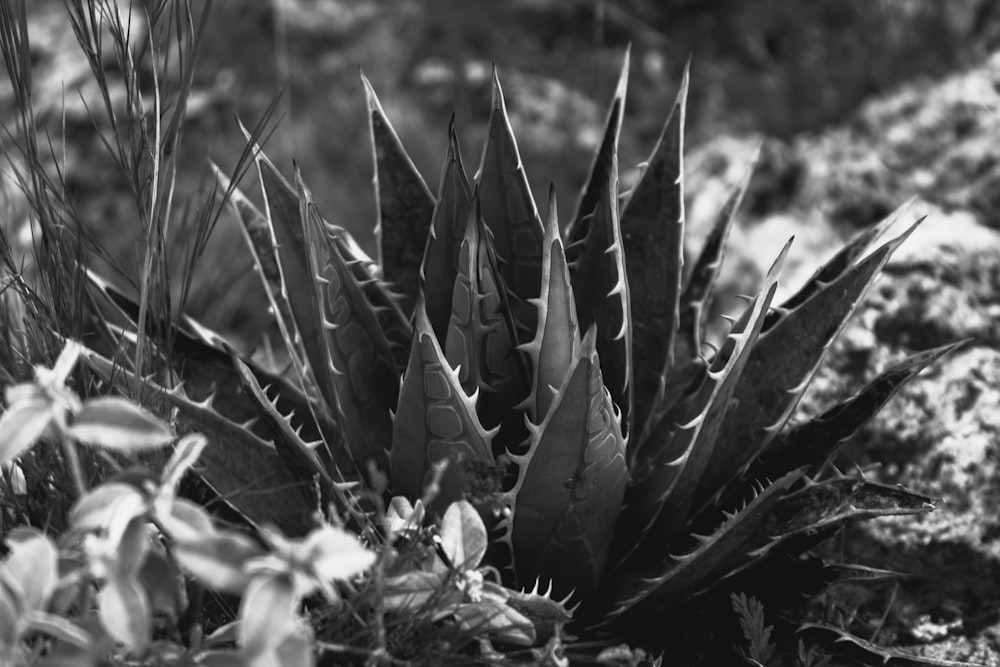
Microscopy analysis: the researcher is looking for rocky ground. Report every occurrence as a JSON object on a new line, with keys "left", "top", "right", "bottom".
{"left": 7, "top": 1, "right": 1000, "bottom": 664}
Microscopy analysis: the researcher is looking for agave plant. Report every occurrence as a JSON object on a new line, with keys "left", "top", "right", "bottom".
{"left": 76, "top": 53, "right": 955, "bottom": 646}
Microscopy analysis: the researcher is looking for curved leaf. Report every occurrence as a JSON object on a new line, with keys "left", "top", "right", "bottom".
{"left": 797, "top": 623, "right": 977, "bottom": 667}
{"left": 454, "top": 594, "right": 536, "bottom": 646}
{"left": 0, "top": 399, "right": 54, "bottom": 465}
{"left": 614, "top": 241, "right": 788, "bottom": 568}
{"left": 98, "top": 577, "right": 150, "bottom": 652}
{"left": 22, "top": 611, "right": 92, "bottom": 649}
{"left": 750, "top": 342, "right": 961, "bottom": 482}
{"left": 695, "top": 219, "right": 922, "bottom": 513}
{"left": 3, "top": 528, "right": 58, "bottom": 613}
{"left": 752, "top": 476, "right": 935, "bottom": 559}
{"left": 239, "top": 573, "right": 297, "bottom": 657}
{"left": 301, "top": 525, "right": 376, "bottom": 583}
{"left": 82, "top": 267, "right": 323, "bottom": 446}
{"left": 767, "top": 198, "right": 918, "bottom": 330}
{"left": 68, "top": 397, "right": 173, "bottom": 452}
{"left": 173, "top": 531, "right": 262, "bottom": 594}
{"left": 601, "top": 470, "right": 802, "bottom": 624}
{"left": 439, "top": 500, "right": 488, "bottom": 570}
{"left": 227, "top": 348, "right": 350, "bottom": 488}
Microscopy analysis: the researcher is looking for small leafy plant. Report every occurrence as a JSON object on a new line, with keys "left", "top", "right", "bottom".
{"left": 0, "top": 349, "right": 379, "bottom": 666}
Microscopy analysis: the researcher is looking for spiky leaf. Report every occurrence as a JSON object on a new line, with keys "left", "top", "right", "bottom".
{"left": 618, "top": 61, "right": 689, "bottom": 445}
{"left": 752, "top": 476, "right": 935, "bottom": 558}
{"left": 83, "top": 268, "right": 327, "bottom": 446}
{"left": 601, "top": 470, "right": 802, "bottom": 623}
{"left": 695, "top": 219, "right": 922, "bottom": 512}
{"left": 635, "top": 147, "right": 757, "bottom": 446}
{"left": 210, "top": 162, "right": 301, "bottom": 367}
{"left": 520, "top": 188, "right": 580, "bottom": 423}
{"left": 444, "top": 198, "right": 528, "bottom": 452}
{"left": 614, "top": 241, "right": 789, "bottom": 567}
{"left": 421, "top": 118, "right": 473, "bottom": 342}
{"left": 390, "top": 299, "right": 496, "bottom": 511}
{"left": 797, "top": 624, "right": 977, "bottom": 666}
{"left": 227, "top": 348, "right": 350, "bottom": 489}
{"left": 568, "top": 108, "right": 632, "bottom": 437}
{"left": 566, "top": 48, "right": 630, "bottom": 243}
{"left": 767, "top": 198, "right": 917, "bottom": 330}
{"left": 507, "top": 327, "right": 627, "bottom": 598}
{"left": 750, "top": 342, "right": 961, "bottom": 481}
{"left": 474, "top": 68, "right": 545, "bottom": 338}
{"left": 296, "top": 173, "right": 400, "bottom": 476}
{"left": 78, "top": 346, "right": 314, "bottom": 536}
{"left": 362, "top": 71, "right": 436, "bottom": 315}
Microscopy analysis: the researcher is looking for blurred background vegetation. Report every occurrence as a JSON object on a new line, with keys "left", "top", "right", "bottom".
{"left": 4, "top": 0, "right": 999, "bottom": 341}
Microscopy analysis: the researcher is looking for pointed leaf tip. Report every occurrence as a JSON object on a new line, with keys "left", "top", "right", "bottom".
{"left": 366, "top": 74, "right": 436, "bottom": 315}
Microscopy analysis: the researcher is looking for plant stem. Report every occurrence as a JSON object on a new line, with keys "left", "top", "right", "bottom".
{"left": 60, "top": 433, "right": 87, "bottom": 498}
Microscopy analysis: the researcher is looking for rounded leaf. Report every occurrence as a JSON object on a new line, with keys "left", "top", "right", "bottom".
{"left": 115, "top": 515, "right": 150, "bottom": 580}
{"left": 4, "top": 527, "right": 58, "bottom": 613}
{"left": 137, "top": 550, "right": 178, "bottom": 616}
{"left": 68, "top": 397, "right": 173, "bottom": 452}
{"left": 0, "top": 399, "right": 55, "bottom": 464}
{"left": 301, "top": 525, "right": 376, "bottom": 583}
{"left": 175, "top": 531, "right": 262, "bottom": 594}
{"left": 239, "top": 573, "right": 297, "bottom": 657}
{"left": 439, "top": 500, "right": 487, "bottom": 570}
{"left": 98, "top": 577, "right": 151, "bottom": 653}
{"left": 160, "top": 498, "right": 216, "bottom": 543}
{"left": 71, "top": 483, "right": 148, "bottom": 547}
{"left": 385, "top": 496, "right": 425, "bottom": 538}
{"left": 23, "top": 610, "right": 93, "bottom": 648}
